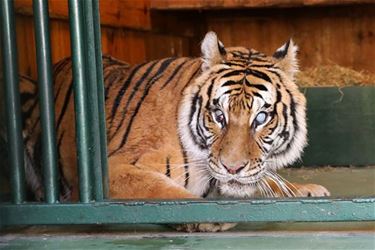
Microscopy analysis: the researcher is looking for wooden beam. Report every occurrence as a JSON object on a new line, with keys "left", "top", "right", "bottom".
{"left": 151, "top": 0, "right": 375, "bottom": 10}
{"left": 14, "top": 0, "right": 151, "bottom": 30}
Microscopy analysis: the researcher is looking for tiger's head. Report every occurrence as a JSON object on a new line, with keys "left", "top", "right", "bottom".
{"left": 178, "top": 32, "right": 307, "bottom": 198}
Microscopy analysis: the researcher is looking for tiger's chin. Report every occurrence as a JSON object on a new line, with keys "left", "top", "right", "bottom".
{"left": 218, "top": 180, "right": 258, "bottom": 198}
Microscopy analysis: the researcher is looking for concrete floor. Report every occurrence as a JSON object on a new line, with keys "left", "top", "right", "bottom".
{"left": 1, "top": 166, "right": 374, "bottom": 249}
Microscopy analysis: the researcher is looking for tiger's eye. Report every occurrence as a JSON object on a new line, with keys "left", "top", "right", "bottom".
{"left": 214, "top": 110, "right": 225, "bottom": 125}
{"left": 255, "top": 112, "right": 268, "bottom": 125}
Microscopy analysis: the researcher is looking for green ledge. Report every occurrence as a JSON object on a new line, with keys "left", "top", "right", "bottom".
{"left": 1, "top": 197, "right": 374, "bottom": 226}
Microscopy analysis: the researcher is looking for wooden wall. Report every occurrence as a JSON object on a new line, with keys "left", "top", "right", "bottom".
{"left": 14, "top": 0, "right": 375, "bottom": 79}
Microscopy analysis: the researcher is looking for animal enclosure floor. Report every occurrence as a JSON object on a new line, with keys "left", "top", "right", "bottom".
{"left": 1, "top": 166, "right": 374, "bottom": 249}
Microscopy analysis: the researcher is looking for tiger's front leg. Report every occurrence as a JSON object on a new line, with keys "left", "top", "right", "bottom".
{"left": 109, "top": 162, "right": 197, "bottom": 199}
{"left": 108, "top": 161, "right": 237, "bottom": 232}
{"left": 265, "top": 178, "right": 330, "bottom": 197}
{"left": 289, "top": 182, "right": 330, "bottom": 197}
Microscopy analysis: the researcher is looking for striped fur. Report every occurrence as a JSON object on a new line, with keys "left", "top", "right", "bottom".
{"left": 19, "top": 32, "right": 329, "bottom": 203}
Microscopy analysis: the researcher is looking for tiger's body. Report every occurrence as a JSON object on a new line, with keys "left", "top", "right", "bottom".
{"left": 19, "top": 32, "right": 329, "bottom": 231}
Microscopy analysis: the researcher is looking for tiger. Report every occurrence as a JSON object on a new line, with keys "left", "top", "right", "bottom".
{"left": 17, "top": 31, "right": 330, "bottom": 232}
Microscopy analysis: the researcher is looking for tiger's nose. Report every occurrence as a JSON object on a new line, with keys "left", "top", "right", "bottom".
{"left": 221, "top": 161, "right": 247, "bottom": 174}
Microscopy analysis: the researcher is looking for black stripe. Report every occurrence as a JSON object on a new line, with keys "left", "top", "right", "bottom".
{"left": 52, "top": 57, "right": 71, "bottom": 75}
{"left": 20, "top": 92, "right": 37, "bottom": 102}
{"left": 195, "top": 96, "right": 208, "bottom": 149}
{"left": 54, "top": 81, "right": 64, "bottom": 102}
{"left": 222, "top": 80, "right": 240, "bottom": 87}
{"left": 108, "top": 74, "right": 163, "bottom": 156}
{"left": 250, "top": 63, "right": 275, "bottom": 68}
{"left": 216, "top": 67, "right": 232, "bottom": 75}
{"left": 187, "top": 93, "right": 207, "bottom": 150}
{"left": 252, "top": 92, "right": 263, "bottom": 98}
{"left": 180, "top": 62, "right": 202, "bottom": 91}
{"left": 261, "top": 137, "right": 273, "bottom": 145}
{"left": 281, "top": 103, "right": 289, "bottom": 134}
{"left": 104, "top": 70, "right": 122, "bottom": 100}
{"left": 205, "top": 78, "right": 216, "bottom": 110}
{"left": 224, "top": 62, "right": 247, "bottom": 67}
{"left": 286, "top": 89, "right": 299, "bottom": 132}
{"left": 268, "top": 113, "right": 279, "bottom": 135}
{"left": 57, "top": 130, "right": 65, "bottom": 148}
{"left": 108, "top": 62, "right": 148, "bottom": 128}
{"left": 21, "top": 99, "right": 39, "bottom": 128}
{"left": 223, "top": 88, "right": 242, "bottom": 95}
{"left": 160, "top": 59, "right": 188, "bottom": 90}
{"left": 56, "top": 81, "right": 73, "bottom": 132}
{"left": 249, "top": 56, "right": 269, "bottom": 62}
{"left": 182, "top": 149, "right": 189, "bottom": 187}
{"left": 255, "top": 140, "right": 267, "bottom": 154}
{"left": 221, "top": 70, "right": 243, "bottom": 78}
{"left": 206, "top": 80, "right": 214, "bottom": 97}
{"left": 202, "top": 178, "right": 216, "bottom": 198}
{"left": 276, "top": 90, "right": 282, "bottom": 103}
{"left": 165, "top": 157, "right": 171, "bottom": 177}
{"left": 245, "top": 80, "right": 268, "bottom": 91}
{"left": 110, "top": 59, "right": 177, "bottom": 155}
{"left": 248, "top": 69, "right": 272, "bottom": 82}
{"left": 267, "top": 69, "right": 283, "bottom": 82}
{"left": 111, "top": 58, "right": 176, "bottom": 138}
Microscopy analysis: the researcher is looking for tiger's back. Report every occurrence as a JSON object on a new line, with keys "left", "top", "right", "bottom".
{"left": 21, "top": 55, "right": 203, "bottom": 200}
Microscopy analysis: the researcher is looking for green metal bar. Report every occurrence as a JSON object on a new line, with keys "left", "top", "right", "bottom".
{"left": 82, "top": 0, "right": 103, "bottom": 201}
{"left": 93, "top": 0, "right": 109, "bottom": 199}
{"left": 68, "top": 0, "right": 93, "bottom": 203}
{"left": 0, "top": 0, "right": 26, "bottom": 204}
{"left": 32, "top": 0, "right": 59, "bottom": 203}
{"left": 0, "top": 198, "right": 374, "bottom": 225}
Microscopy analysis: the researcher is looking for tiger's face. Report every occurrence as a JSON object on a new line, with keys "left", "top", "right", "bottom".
{"left": 179, "top": 32, "right": 307, "bottom": 198}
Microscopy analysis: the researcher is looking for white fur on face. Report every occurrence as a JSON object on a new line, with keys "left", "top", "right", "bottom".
{"left": 178, "top": 32, "right": 307, "bottom": 198}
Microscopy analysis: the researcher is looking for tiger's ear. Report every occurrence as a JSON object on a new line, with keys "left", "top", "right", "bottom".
{"left": 201, "top": 31, "right": 226, "bottom": 71}
{"left": 273, "top": 39, "right": 299, "bottom": 80}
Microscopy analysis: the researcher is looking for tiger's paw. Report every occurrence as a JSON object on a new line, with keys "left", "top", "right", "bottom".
{"left": 296, "top": 184, "right": 330, "bottom": 197}
{"left": 173, "top": 223, "right": 237, "bottom": 232}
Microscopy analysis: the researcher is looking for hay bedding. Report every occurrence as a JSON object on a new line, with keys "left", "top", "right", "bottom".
{"left": 296, "top": 64, "right": 375, "bottom": 87}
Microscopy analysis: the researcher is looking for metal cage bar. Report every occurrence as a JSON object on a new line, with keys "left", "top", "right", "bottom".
{"left": 68, "top": 0, "right": 94, "bottom": 203}
{"left": 92, "top": 0, "right": 109, "bottom": 199}
{"left": 32, "top": 0, "right": 59, "bottom": 204}
{"left": 82, "top": 0, "right": 104, "bottom": 201}
{"left": 0, "top": 0, "right": 26, "bottom": 204}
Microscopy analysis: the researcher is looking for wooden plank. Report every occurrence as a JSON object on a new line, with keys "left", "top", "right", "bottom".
{"left": 14, "top": 0, "right": 151, "bottom": 30}
{"left": 206, "top": 5, "right": 375, "bottom": 73}
{"left": 151, "top": 0, "right": 375, "bottom": 10}
{"left": 301, "top": 86, "right": 375, "bottom": 166}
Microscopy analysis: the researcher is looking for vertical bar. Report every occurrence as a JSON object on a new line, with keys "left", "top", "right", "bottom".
{"left": 0, "top": 0, "right": 26, "bottom": 204}
{"left": 0, "top": 0, "right": 25, "bottom": 204}
{"left": 32, "top": 0, "right": 59, "bottom": 203}
{"left": 68, "top": 0, "right": 93, "bottom": 203}
{"left": 82, "top": 0, "right": 103, "bottom": 201}
{"left": 92, "top": 0, "right": 109, "bottom": 199}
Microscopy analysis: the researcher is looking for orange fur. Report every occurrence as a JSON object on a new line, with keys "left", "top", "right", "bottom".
{"left": 20, "top": 34, "right": 329, "bottom": 204}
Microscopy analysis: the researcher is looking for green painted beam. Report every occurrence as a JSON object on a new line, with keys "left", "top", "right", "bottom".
{"left": 301, "top": 86, "right": 375, "bottom": 166}
{"left": 0, "top": 198, "right": 374, "bottom": 226}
